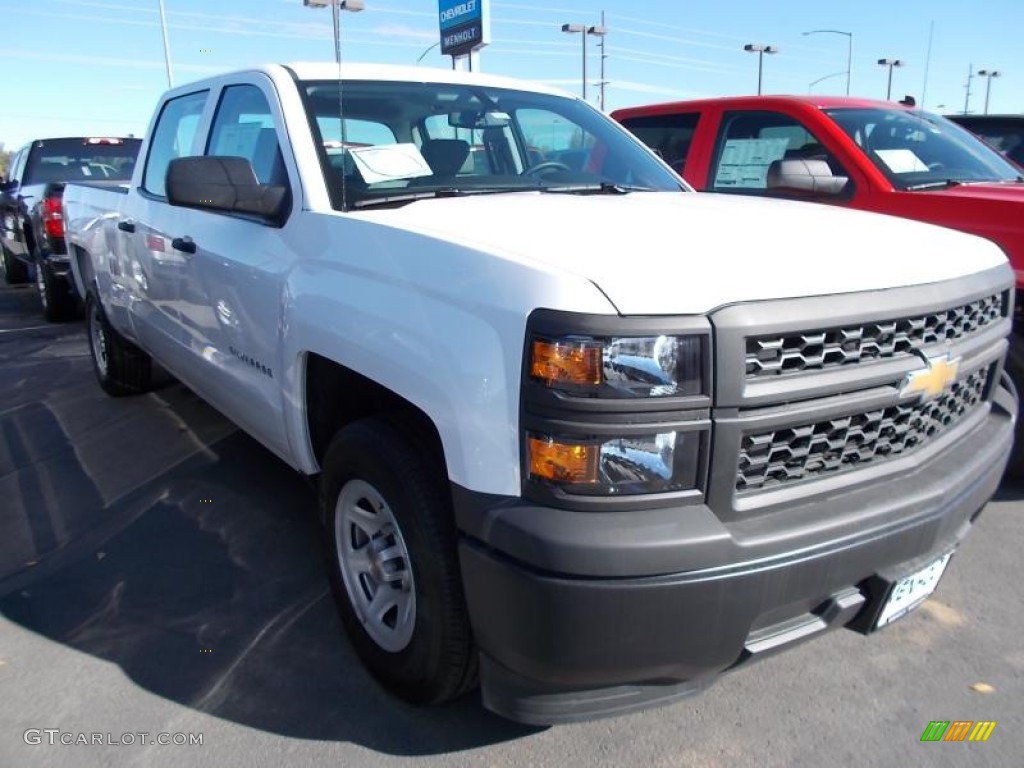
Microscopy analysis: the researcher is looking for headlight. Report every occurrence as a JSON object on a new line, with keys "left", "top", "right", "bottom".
{"left": 522, "top": 312, "right": 711, "bottom": 503}
{"left": 527, "top": 430, "right": 701, "bottom": 496}
{"left": 530, "top": 334, "right": 704, "bottom": 397}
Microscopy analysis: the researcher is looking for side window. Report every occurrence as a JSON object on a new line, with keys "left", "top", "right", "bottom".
{"left": 618, "top": 112, "right": 700, "bottom": 175}
{"left": 711, "top": 110, "right": 847, "bottom": 192}
{"left": 207, "top": 85, "right": 288, "bottom": 186}
{"left": 143, "top": 91, "right": 208, "bottom": 197}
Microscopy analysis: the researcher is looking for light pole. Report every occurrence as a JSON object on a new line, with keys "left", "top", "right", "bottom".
{"left": 592, "top": 15, "right": 609, "bottom": 111}
{"left": 743, "top": 44, "right": 778, "bottom": 95}
{"left": 302, "top": 0, "right": 365, "bottom": 66}
{"left": 977, "top": 69, "right": 1002, "bottom": 115}
{"left": 158, "top": 0, "right": 173, "bottom": 88}
{"left": 877, "top": 58, "right": 903, "bottom": 100}
{"left": 562, "top": 22, "right": 607, "bottom": 103}
{"left": 802, "top": 29, "right": 852, "bottom": 96}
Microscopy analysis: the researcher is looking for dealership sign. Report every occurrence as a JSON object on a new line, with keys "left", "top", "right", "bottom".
{"left": 438, "top": 0, "right": 490, "bottom": 57}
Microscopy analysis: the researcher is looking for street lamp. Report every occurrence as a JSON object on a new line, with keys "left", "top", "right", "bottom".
{"left": 808, "top": 71, "right": 847, "bottom": 94}
{"left": 416, "top": 41, "right": 440, "bottom": 64}
{"left": 802, "top": 30, "right": 852, "bottom": 96}
{"left": 977, "top": 69, "right": 1002, "bottom": 115}
{"left": 743, "top": 44, "right": 778, "bottom": 95}
{"left": 303, "top": 0, "right": 365, "bottom": 65}
{"left": 877, "top": 58, "right": 903, "bottom": 100}
{"left": 562, "top": 22, "right": 607, "bottom": 102}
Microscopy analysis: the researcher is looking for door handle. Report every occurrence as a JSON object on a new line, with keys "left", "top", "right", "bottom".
{"left": 171, "top": 236, "right": 197, "bottom": 255}
{"left": 117, "top": 219, "right": 136, "bottom": 233}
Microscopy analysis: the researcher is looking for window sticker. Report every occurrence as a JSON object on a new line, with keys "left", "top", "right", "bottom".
{"left": 348, "top": 143, "right": 432, "bottom": 183}
{"left": 873, "top": 148, "right": 929, "bottom": 173}
{"left": 714, "top": 137, "right": 789, "bottom": 189}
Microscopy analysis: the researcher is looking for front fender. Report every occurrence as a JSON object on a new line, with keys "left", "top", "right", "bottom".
{"left": 278, "top": 214, "right": 615, "bottom": 495}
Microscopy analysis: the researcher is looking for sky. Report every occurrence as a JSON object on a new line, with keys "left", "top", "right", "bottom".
{"left": 0, "top": 0, "right": 1021, "bottom": 150}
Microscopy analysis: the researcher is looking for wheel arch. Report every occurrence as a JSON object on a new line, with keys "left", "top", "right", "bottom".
{"left": 304, "top": 352, "right": 449, "bottom": 515}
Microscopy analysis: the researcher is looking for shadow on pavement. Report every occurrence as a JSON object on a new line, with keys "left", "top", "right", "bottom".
{"left": 0, "top": 293, "right": 537, "bottom": 755}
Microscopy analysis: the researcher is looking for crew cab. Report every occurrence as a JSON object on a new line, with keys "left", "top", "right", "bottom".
{"left": 612, "top": 95, "right": 1024, "bottom": 471}
{"left": 0, "top": 136, "right": 141, "bottom": 318}
{"left": 63, "top": 64, "right": 1016, "bottom": 724}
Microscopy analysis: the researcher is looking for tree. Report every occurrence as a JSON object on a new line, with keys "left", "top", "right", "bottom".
{"left": 0, "top": 149, "right": 11, "bottom": 181}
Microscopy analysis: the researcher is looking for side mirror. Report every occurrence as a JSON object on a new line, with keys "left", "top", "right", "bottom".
{"left": 166, "top": 156, "right": 288, "bottom": 223}
{"left": 766, "top": 158, "right": 848, "bottom": 196}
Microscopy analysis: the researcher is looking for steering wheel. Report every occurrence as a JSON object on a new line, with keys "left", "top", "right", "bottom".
{"left": 926, "top": 161, "right": 946, "bottom": 173}
{"left": 522, "top": 161, "right": 572, "bottom": 176}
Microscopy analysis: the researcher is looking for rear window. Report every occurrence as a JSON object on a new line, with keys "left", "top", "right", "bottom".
{"left": 24, "top": 138, "right": 142, "bottom": 185}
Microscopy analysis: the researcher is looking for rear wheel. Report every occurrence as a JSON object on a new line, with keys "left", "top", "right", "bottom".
{"left": 320, "top": 417, "right": 477, "bottom": 704}
{"left": 36, "top": 259, "right": 78, "bottom": 320}
{"left": 86, "top": 291, "right": 152, "bottom": 396}
{"left": 2, "top": 245, "right": 29, "bottom": 284}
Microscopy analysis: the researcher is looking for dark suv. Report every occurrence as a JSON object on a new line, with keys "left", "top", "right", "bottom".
{"left": 947, "top": 114, "right": 1024, "bottom": 168}
{"left": 0, "top": 137, "right": 141, "bottom": 319}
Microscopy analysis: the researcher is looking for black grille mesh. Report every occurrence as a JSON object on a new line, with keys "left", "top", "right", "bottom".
{"left": 737, "top": 367, "right": 990, "bottom": 492}
{"left": 746, "top": 293, "right": 1004, "bottom": 378}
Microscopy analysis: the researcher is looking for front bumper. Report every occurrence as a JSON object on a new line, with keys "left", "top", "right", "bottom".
{"left": 456, "top": 377, "right": 1016, "bottom": 725}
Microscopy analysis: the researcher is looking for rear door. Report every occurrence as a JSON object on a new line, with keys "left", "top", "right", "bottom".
{"left": 124, "top": 89, "right": 212, "bottom": 365}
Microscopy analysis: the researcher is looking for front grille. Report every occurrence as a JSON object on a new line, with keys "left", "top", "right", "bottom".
{"left": 736, "top": 366, "right": 990, "bottom": 492}
{"left": 746, "top": 293, "right": 1005, "bottom": 378}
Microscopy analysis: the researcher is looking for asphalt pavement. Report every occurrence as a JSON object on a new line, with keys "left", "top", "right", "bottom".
{"left": 1, "top": 277, "right": 1022, "bottom": 768}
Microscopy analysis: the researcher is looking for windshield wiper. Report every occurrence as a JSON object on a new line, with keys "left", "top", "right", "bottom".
{"left": 905, "top": 179, "right": 963, "bottom": 191}
{"left": 351, "top": 187, "right": 538, "bottom": 209}
{"left": 541, "top": 182, "right": 650, "bottom": 195}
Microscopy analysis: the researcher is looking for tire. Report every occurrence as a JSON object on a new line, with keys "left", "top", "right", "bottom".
{"left": 85, "top": 291, "right": 153, "bottom": 396}
{"left": 36, "top": 258, "right": 78, "bottom": 321}
{"left": 1003, "top": 331, "right": 1024, "bottom": 480}
{"left": 320, "top": 417, "right": 477, "bottom": 705}
{"left": 2, "top": 244, "right": 29, "bottom": 284}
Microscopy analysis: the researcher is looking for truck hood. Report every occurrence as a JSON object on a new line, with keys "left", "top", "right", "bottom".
{"left": 356, "top": 191, "right": 1008, "bottom": 315}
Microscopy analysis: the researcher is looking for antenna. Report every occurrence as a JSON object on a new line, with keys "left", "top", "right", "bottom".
{"left": 303, "top": 0, "right": 365, "bottom": 209}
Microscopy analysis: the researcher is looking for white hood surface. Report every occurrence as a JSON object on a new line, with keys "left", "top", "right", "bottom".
{"left": 360, "top": 191, "right": 1008, "bottom": 315}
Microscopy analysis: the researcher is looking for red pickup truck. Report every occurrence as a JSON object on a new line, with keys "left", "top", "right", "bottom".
{"left": 613, "top": 95, "right": 1024, "bottom": 471}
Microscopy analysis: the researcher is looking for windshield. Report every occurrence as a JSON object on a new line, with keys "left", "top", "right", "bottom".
{"left": 299, "top": 79, "right": 685, "bottom": 209}
{"left": 825, "top": 107, "right": 1022, "bottom": 189}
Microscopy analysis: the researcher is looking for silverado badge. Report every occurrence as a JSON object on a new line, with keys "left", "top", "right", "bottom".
{"left": 900, "top": 353, "right": 961, "bottom": 402}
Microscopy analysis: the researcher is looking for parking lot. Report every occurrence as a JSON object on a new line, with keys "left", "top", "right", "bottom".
{"left": 1, "top": 278, "right": 1022, "bottom": 768}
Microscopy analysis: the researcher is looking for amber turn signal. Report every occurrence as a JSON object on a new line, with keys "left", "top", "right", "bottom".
{"left": 528, "top": 435, "right": 600, "bottom": 484}
{"left": 530, "top": 339, "right": 602, "bottom": 387}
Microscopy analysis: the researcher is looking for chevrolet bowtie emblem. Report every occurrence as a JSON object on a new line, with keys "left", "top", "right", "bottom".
{"left": 900, "top": 354, "right": 961, "bottom": 401}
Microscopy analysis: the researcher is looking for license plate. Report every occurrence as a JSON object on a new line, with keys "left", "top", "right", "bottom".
{"left": 875, "top": 552, "right": 953, "bottom": 629}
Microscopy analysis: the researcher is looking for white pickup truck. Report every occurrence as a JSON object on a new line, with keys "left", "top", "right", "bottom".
{"left": 63, "top": 62, "right": 1017, "bottom": 725}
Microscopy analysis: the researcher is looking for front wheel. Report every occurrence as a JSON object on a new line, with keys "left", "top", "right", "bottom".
{"left": 320, "top": 417, "right": 477, "bottom": 705}
{"left": 86, "top": 291, "right": 152, "bottom": 396}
